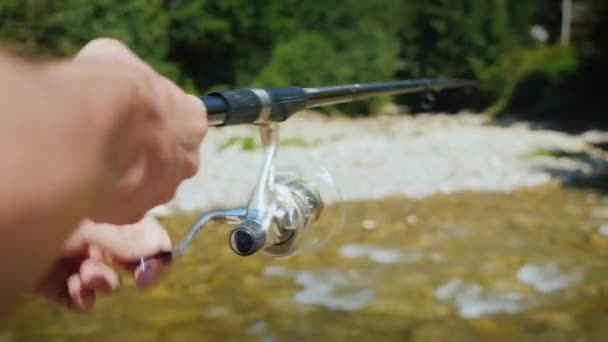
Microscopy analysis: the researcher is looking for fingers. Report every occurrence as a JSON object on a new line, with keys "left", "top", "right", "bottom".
{"left": 66, "top": 258, "right": 120, "bottom": 312}
{"left": 180, "top": 93, "right": 208, "bottom": 151}
{"left": 180, "top": 95, "right": 207, "bottom": 179}
{"left": 75, "top": 217, "right": 172, "bottom": 261}
{"left": 157, "top": 77, "right": 207, "bottom": 181}
{"left": 80, "top": 259, "right": 119, "bottom": 294}
{"left": 54, "top": 217, "right": 171, "bottom": 312}
{"left": 67, "top": 273, "right": 94, "bottom": 312}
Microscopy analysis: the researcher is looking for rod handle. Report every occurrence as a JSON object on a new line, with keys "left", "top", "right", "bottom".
{"left": 201, "top": 87, "right": 308, "bottom": 126}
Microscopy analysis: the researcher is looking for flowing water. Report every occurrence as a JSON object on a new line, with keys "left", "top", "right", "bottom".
{"left": 3, "top": 184, "right": 608, "bottom": 341}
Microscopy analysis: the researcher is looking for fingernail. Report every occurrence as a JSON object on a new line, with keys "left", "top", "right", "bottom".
{"left": 134, "top": 259, "right": 160, "bottom": 288}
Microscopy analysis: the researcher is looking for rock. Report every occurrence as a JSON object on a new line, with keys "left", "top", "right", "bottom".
{"left": 598, "top": 224, "right": 608, "bottom": 236}
{"left": 361, "top": 219, "right": 377, "bottom": 230}
{"left": 516, "top": 262, "right": 583, "bottom": 293}
{"left": 338, "top": 244, "right": 403, "bottom": 264}
{"left": 245, "top": 320, "right": 267, "bottom": 335}
{"left": 434, "top": 278, "right": 527, "bottom": 318}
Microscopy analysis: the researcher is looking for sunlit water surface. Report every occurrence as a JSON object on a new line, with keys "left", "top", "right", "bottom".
{"left": 3, "top": 185, "right": 608, "bottom": 341}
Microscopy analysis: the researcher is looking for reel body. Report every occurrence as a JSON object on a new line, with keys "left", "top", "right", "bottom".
{"left": 171, "top": 123, "right": 342, "bottom": 259}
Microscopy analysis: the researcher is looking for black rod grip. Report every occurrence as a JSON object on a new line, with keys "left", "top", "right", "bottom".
{"left": 201, "top": 95, "right": 228, "bottom": 115}
{"left": 206, "top": 89, "right": 262, "bottom": 126}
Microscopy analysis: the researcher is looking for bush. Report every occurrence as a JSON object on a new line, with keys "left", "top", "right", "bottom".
{"left": 477, "top": 46, "right": 579, "bottom": 115}
{"left": 252, "top": 34, "right": 347, "bottom": 87}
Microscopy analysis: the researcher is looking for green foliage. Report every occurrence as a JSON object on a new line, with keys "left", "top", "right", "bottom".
{"left": 479, "top": 46, "right": 579, "bottom": 114}
{"left": 491, "top": 0, "right": 607, "bottom": 127}
{"left": 253, "top": 33, "right": 346, "bottom": 87}
{"left": 0, "top": 0, "right": 603, "bottom": 119}
{"left": 218, "top": 136, "right": 259, "bottom": 152}
{"left": 252, "top": 1, "right": 402, "bottom": 113}
{"left": 394, "top": 1, "right": 547, "bottom": 112}
{"left": 279, "top": 137, "right": 322, "bottom": 148}
{"left": 399, "top": 0, "right": 543, "bottom": 77}
{"left": 218, "top": 135, "right": 337, "bottom": 152}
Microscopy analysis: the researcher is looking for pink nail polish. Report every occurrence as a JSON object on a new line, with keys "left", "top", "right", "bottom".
{"left": 134, "top": 259, "right": 159, "bottom": 288}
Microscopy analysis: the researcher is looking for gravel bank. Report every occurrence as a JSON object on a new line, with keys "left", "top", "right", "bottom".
{"left": 152, "top": 111, "right": 608, "bottom": 214}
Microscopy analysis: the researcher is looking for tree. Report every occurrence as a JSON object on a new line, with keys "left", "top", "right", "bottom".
{"left": 0, "top": 0, "right": 184, "bottom": 83}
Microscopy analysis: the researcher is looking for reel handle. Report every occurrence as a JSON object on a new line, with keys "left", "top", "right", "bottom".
{"left": 123, "top": 250, "right": 173, "bottom": 270}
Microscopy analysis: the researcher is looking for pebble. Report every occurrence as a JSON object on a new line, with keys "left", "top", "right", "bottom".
{"left": 245, "top": 320, "right": 267, "bottom": 335}
{"left": 293, "top": 269, "right": 375, "bottom": 311}
{"left": 339, "top": 244, "right": 403, "bottom": 264}
{"left": 434, "top": 278, "right": 526, "bottom": 318}
{"left": 361, "top": 219, "right": 377, "bottom": 230}
{"left": 262, "top": 265, "right": 289, "bottom": 277}
{"left": 516, "top": 262, "right": 583, "bottom": 293}
{"left": 599, "top": 224, "right": 608, "bottom": 236}
{"left": 591, "top": 208, "right": 608, "bottom": 219}
{"left": 406, "top": 215, "right": 417, "bottom": 225}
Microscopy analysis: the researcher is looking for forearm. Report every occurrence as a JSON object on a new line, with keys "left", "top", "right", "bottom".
{"left": 0, "top": 52, "right": 123, "bottom": 306}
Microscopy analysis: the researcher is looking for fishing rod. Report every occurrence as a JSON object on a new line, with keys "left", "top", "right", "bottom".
{"left": 202, "top": 78, "right": 478, "bottom": 126}
{"left": 128, "top": 78, "right": 478, "bottom": 276}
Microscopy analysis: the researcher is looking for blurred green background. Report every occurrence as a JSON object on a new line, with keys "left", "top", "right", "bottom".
{"left": 1, "top": 0, "right": 606, "bottom": 123}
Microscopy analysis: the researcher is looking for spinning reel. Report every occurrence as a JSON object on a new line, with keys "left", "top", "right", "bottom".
{"left": 171, "top": 122, "right": 343, "bottom": 258}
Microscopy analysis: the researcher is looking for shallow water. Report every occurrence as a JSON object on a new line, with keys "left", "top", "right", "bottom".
{"left": 3, "top": 184, "right": 608, "bottom": 341}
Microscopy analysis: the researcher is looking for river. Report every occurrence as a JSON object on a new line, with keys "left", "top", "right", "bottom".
{"left": 2, "top": 184, "right": 608, "bottom": 341}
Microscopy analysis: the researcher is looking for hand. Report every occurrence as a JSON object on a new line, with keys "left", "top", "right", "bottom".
{"left": 68, "top": 38, "right": 208, "bottom": 224}
{"left": 34, "top": 217, "right": 171, "bottom": 312}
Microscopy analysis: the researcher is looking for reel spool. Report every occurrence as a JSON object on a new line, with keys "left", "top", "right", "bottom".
{"left": 263, "top": 164, "right": 344, "bottom": 257}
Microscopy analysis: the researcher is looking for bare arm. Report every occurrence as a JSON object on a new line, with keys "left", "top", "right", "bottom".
{"left": 0, "top": 39, "right": 207, "bottom": 310}
{"left": 0, "top": 53, "right": 122, "bottom": 307}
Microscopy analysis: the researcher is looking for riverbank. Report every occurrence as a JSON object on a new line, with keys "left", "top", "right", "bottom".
{"left": 152, "top": 111, "right": 608, "bottom": 214}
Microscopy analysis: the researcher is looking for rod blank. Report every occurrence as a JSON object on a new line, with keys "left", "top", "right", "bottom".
{"left": 199, "top": 78, "right": 478, "bottom": 127}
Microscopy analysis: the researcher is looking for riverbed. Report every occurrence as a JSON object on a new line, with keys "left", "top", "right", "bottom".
{"left": 3, "top": 185, "right": 608, "bottom": 341}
